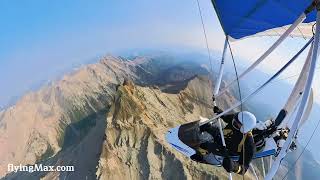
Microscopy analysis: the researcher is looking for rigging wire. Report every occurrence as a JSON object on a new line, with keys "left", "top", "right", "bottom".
{"left": 186, "top": 65, "right": 320, "bottom": 111}
{"left": 272, "top": 66, "right": 320, "bottom": 83}
{"left": 279, "top": 25, "right": 317, "bottom": 179}
{"left": 196, "top": 0, "right": 245, "bottom": 178}
{"left": 218, "top": 36, "right": 311, "bottom": 179}
{"left": 297, "top": 26, "right": 307, "bottom": 40}
{"left": 227, "top": 39, "right": 245, "bottom": 179}
{"left": 280, "top": 113, "right": 320, "bottom": 180}
{"left": 195, "top": 2, "right": 315, "bottom": 179}
{"left": 200, "top": 37, "right": 313, "bottom": 126}
{"left": 226, "top": 41, "right": 243, "bottom": 112}
{"left": 279, "top": 6, "right": 320, "bottom": 179}
{"left": 195, "top": 0, "right": 214, "bottom": 93}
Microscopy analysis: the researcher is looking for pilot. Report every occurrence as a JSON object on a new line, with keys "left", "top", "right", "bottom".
{"left": 195, "top": 106, "right": 257, "bottom": 175}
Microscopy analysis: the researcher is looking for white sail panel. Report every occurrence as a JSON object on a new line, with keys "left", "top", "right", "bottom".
{"left": 279, "top": 42, "right": 313, "bottom": 128}
{"left": 250, "top": 22, "right": 315, "bottom": 39}
{"left": 299, "top": 88, "right": 314, "bottom": 127}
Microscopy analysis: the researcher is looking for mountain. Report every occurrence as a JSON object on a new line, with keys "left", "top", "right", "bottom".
{"left": 2, "top": 53, "right": 259, "bottom": 180}
{"left": 95, "top": 76, "right": 255, "bottom": 180}
{"left": 2, "top": 50, "right": 318, "bottom": 180}
{"left": 96, "top": 77, "right": 215, "bottom": 179}
{"left": 0, "top": 56, "right": 139, "bottom": 178}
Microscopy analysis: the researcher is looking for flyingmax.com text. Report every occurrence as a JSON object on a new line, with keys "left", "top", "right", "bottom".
{"left": 7, "top": 164, "right": 74, "bottom": 173}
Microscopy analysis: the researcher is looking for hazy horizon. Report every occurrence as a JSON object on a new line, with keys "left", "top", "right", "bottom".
{"left": 2, "top": 0, "right": 320, "bottom": 109}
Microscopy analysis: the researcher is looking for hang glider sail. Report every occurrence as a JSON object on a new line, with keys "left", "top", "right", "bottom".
{"left": 212, "top": 0, "right": 316, "bottom": 40}
{"left": 166, "top": 1, "right": 320, "bottom": 180}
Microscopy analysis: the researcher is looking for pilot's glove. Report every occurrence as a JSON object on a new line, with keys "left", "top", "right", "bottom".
{"left": 255, "top": 121, "right": 267, "bottom": 130}
{"left": 279, "top": 129, "right": 289, "bottom": 138}
{"left": 264, "top": 119, "right": 274, "bottom": 128}
{"left": 255, "top": 119, "right": 274, "bottom": 130}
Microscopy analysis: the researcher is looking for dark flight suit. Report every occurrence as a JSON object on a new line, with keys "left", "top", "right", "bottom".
{"left": 200, "top": 108, "right": 256, "bottom": 174}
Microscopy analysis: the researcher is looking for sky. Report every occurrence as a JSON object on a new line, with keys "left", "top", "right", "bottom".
{"left": 0, "top": 0, "right": 319, "bottom": 108}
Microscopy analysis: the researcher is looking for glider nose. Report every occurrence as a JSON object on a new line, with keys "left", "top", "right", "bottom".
{"left": 165, "top": 125, "right": 195, "bottom": 157}
{"left": 165, "top": 126, "right": 180, "bottom": 146}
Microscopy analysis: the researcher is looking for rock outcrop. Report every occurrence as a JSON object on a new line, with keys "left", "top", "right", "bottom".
{"left": 96, "top": 77, "right": 256, "bottom": 180}
{"left": 0, "top": 56, "right": 137, "bottom": 177}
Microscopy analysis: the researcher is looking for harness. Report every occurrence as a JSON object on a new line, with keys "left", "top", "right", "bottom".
{"left": 237, "top": 132, "right": 252, "bottom": 152}
{"left": 223, "top": 126, "right": 253, "bottom": 154}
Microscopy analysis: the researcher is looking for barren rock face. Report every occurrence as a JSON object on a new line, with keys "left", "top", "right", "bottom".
{"left": 96, "top": 77, "right": 225, "bottom": 180}
{"left": 0, "top": 56, "right": 136, "bottom": 178}
{"left": 1, "top": 54, "right": 256, "bottom": 180}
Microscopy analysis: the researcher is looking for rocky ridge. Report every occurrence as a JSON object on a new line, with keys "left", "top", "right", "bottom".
{"left": 1, "top": 54, "right": 256, "bottom": 180}
{"left": 0, "top": 56, "right": 138, "bottom": 177}
{"left": 96, "top": 77, "right": 256, "bottom": 180}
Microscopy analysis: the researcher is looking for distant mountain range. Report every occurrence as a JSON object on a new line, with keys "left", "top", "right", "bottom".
{"left": 1, "top": 50, "right": 319, "bottom": 180}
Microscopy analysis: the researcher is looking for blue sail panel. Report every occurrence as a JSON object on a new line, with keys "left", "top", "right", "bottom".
{"left": 212, "top": 0, "right": 316, "bottom": 39}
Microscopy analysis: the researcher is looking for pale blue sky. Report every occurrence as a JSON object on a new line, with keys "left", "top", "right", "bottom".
{"left": 0, "top": 0, "right": 316, "bottom": 108}
{"left": 0, "top": 0, "right": 216, "bottom": 107}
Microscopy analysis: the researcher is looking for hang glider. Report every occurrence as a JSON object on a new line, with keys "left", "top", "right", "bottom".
{"left": 166, "top": 1, "right": 320, "bottom": 180}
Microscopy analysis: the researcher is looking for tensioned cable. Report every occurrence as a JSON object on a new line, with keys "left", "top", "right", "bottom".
{"left": 271, "top": 66, "right": 320, "bottom": 83}
{"left": 281, "top": 111, "right": 320, "bottom": 180}
{"left": 199, "top": 36, "right": 314, "bottom": 126}
{"left": 297, "top": 26, "right": 307, "bottom": 40}
{"left": 189, "top": 65, "right": 319, "bottom": 109}
{"left": 195, "top": 2, "right": 313, "bottom": 179}
{"left": 226, "top": 39, "right": 245, "bottom": 179}
{"left": 280, "top": 10, "right": 320, "bottom": 180}
{"left": 226, "top": 41, "right": 243, "bottom": 113}
{"left": 226, "top": 37, "right": 311, "bottom": 180}
{"left": 196, "top": 0, "right": 244, "bottom": 178}
{"left": 182, "top": 64, "right": 317, "bottom": 110}
{"left": 195, "top": 0, "right": 215, "bottom": 92}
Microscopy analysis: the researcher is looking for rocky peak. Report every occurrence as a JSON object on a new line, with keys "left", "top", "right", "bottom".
{"left": 96, "top": 76, "right": 221, "bottom": 179}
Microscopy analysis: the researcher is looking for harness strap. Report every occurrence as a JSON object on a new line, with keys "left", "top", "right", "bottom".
{"left": 237, "top": 132, "right": 252, "bottom": 152}
{"left": 235, "top": 165, "right": 242, "bottom": 174}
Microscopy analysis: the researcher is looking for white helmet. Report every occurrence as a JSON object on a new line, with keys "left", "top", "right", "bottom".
{"left": 237, "top": 111, "right": 257, "bottom": 133}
